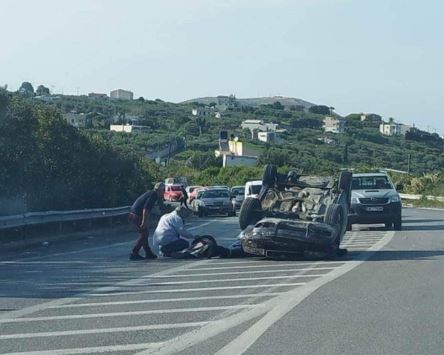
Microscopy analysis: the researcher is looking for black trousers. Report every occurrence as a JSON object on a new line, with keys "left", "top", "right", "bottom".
{"left": 160, "top": 238, "right": 189, "bottom": 257}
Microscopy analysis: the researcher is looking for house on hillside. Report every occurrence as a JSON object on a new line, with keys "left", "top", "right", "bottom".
{"left": 63, "top": 112, "right": 91, "bottom": 128}
{"left": 110, "top": 124, "right": 149, "bottom": 133}
{"left": 323, "top": 116, "right": 346, "bottom": 133}
{"left": 110, "top": 89, "right": 133, "bottom": 100}
{"left": 215, "top": 130, "right": 258, "bottom": 167}
{"left": 88, "top": 92, "right": 108, "bottom": 99}
{"left": 379, "top": 121, "right": 401, "bottom": 136}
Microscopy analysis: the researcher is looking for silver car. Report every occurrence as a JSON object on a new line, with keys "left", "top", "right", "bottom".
{"left": 348, "top": 173, "right": 402, "bottom": 230}
{"left": 191, "top": 188, "right": 236, "bottom": 217}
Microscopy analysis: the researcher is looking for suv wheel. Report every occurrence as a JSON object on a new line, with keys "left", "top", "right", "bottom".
{"left": 239, "top": 197, "right": 262, "bottom": 230}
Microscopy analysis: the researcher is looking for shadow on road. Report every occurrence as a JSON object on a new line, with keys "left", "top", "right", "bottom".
{"left": 349, "top": 249, "right": 444, "bottom": 261}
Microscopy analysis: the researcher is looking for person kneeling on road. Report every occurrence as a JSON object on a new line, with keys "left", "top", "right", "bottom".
{"left": 152, "top": 206, "right": 195, "bottom": 257}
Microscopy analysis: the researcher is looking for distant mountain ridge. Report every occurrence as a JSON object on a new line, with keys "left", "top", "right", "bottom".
{"left": 181, "top": 96, "right": 316, "bottom": 109}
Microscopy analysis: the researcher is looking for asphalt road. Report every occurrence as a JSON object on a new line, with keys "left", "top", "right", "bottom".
{"left": 1, "top": 207, "right": 443, "bottom": 354}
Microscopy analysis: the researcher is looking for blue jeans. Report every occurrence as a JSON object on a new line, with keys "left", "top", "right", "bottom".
{"left": 160, "top": 238, "right": 189, "bottom": 257}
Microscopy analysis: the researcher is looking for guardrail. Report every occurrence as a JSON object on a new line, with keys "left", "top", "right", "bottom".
{"left": 400, "top": 193, "right": 444, "bottom": 202}
{"left": 0, "top": 206, "right": 130, "bottom": 230}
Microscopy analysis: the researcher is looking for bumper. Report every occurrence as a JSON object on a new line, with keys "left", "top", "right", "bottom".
{"left": 242, "top": 219, "right": 339, "bottom": 255}
{"left": 202, "top": 205, "right": 234, "bottom": 215}
{"left": 348, "top": 202, "right": 401, "bottom": 224}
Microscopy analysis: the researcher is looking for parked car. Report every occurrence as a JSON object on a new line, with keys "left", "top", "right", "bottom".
{"left": 164, "top": 184, "right": 183, "bottom": 202}
{"left": 189, "top": 186, "right": 206, "bottom": 204}
{"left": 239, "top": 165, "right": 352, "bottom": 259}
{"left": 185, "top": 185, "right": 202, "bottom": 203}
{"left": 348, "top": 172, "right": 402, "bottom": 230}
{"left": 230, "top": 186, "right": 245, "bottom": 209}
{"left": 191, "top": 188, "right": 236, "bottom": 217}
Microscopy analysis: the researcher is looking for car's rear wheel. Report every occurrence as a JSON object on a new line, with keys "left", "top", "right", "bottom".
{"left": 324, "top": 203, "right": 346, "bottom": 246}
{"left": 239, "top": 197, "right": 262, "bottom": 230}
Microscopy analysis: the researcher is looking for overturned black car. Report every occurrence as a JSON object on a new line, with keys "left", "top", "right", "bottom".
{"left": 239, "top": 165, "right": 352, "bottom": 259}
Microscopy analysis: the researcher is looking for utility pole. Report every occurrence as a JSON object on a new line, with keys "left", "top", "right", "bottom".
{"left": 407, "top": 153, "right": 411, "bottom": 174}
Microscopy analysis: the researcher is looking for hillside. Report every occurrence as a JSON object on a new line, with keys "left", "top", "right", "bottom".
{"left": 3, "top": 88, "right": 444, "bottom": 214}
{"left": 182, "top": 95, "right": 315, "bottom": 109}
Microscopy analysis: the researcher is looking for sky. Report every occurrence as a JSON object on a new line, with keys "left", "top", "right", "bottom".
{"left": 1, "top": 0, "right": 444, "bottom": 132}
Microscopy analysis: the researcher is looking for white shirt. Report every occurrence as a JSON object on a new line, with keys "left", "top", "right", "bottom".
{"left": 152, "top": 211, "right": 194, "bottom": 254}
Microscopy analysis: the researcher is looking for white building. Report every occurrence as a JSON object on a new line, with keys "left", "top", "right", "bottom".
{"left": 323, "top": 116, "right": 346, "bottom": 133}
{"left": 379, "top": 122, "right": 401, "bottom": 136}
{"left": 223, "top": 154, "right": 257, "bottom": 167}
{"left": 258, "top": 131, "right": 276, "bottom": 143}
{"left": 110, "top": 89, "right": 133, "bottom": 100}
{"left": 63, "top": 112, "right": 90, "bottom": 128}
{"left": 215, "top": 130, "right": 258, "bottom": 167}
{"left": 241, "top": 119, "right": 279, "bottom": 132}
{"left": 110, "top": 124, "right": 149, "bottom": 133}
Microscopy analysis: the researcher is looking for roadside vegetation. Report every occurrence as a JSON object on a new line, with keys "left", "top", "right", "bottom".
{"left": 2, "top": 86, "right": 444, "bottom": 214}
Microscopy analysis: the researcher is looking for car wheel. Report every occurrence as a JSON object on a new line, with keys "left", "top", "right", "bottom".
{"left": 338, "top": 171, "right": 353, "bottom": 191}
{"left": 197, "top": 207, "right": 205, "bottom": 217}
{"left": 262, "top": 164, "right": 278, "bottom": 186}
{"left": 239, "top": 197, "right": 263, "bottom": 230}
{"left": 385, "top": 222, "right": 392, "bottom": 229}
{"left": 393, "top": 218, "right": 402, "bottom": 230}
{"left": 324, "top": 203, "right": 346, "bottom": 244}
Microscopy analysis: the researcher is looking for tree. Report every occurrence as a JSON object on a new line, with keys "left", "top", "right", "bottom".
{"left": 36, "top": 85, "right": 50, "bottom": 96}
{"left": 18, "top": 82, "right": 34, "bottom": 97}
{"left": 308, "top": 105, "right": 330, "bottom": 115}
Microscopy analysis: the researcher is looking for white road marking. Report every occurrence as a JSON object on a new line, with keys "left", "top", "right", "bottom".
{"left": 46, "top": 293, "right": 283, "bottom": 309}
{"left": 214, "top": 231, "right": 396, "bottom": 355}
{"left": 0, "top": 221, "right": 215, "bottom": 321}
{"left": 139, "top": 274, "right": 323, "bottom": 285}
{"left": 2, "top": 342, "right": 162, "bottom": 355}
{"left": 135, "top": 231, "right": 395, "bottom": 355}
{"left": 146, "top": 267, "right": 335, "bottom": 278}
{"left": 0, "top": 321, "right": 209, "bottom": 339}
{"left": 86, "top": 283, "right": 306, "bottom": 297}
{"left": 0, "top": 305, "right": 262, "bottom": 323}
{"left": 187, "top": 262, "right": 342, "bottom": 271}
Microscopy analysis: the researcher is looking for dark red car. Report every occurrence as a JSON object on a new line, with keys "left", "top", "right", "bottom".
{"left": 164, "top": 184, "right": 183, "bottom": 202}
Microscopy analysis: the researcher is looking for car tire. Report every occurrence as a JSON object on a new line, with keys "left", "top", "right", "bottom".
{"left": 197, "top": 207, "right": 205, "bottom": 217}
{"left": 394, "top": 217, "right": 402, "bottom": 230}
{"left": 262, "top": 164, "right": 277, "bottom": 186}
{"left": 385, "top": 222, "right": 392, "bottom": 229}
{"left": 239, "top": 197, "right": 262, "bottom": 230}
{"left": 339, "top": 171, "right": 353, "bottom": 191}
{"left": 324, "top": 203, "right": 346, "bottom": 244}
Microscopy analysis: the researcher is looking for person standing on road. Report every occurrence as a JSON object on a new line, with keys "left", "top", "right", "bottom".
{"left": 180, "top": 185, "right": 188, "bottom": 208}
{"left": 129, "top": 182, "right": 165, "bottom": 261}
{"left": 152, "top": 206, "right": 195, "bottom": 257}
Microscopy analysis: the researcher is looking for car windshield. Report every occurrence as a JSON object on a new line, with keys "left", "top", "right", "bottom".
{"left": 352, "top": 176, "right": 392, "bottom": 190}
{"left": 202, "top": 190, "right": 229, "bottom": 198}
{"left": 249, "top": 185, "right": 262, "bottom": 195}
{"left": 231, "top": 188, "right": 244, "bottom": 195}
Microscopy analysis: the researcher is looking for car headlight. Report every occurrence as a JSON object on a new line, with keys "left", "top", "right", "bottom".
{"left": 390, "top": 195, "right": 401, "bottom": 203}
{"left": 351, "top": 197, "right": 359, "bottom": 204}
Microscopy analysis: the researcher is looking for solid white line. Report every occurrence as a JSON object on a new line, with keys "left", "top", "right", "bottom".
{"left": 136, "top": 232, "right": 395, "bottom": 355}
{"left": 0, "top": 321, "right": 209, "bottom": 339}
{"left": 214, "top": 231, "right": 396, "bottom": 355}
{"left": 0, "top": 222, "right": 215, "bottom": 321}
{"left": 147, "top": 267, "right": 335, "bottom": 278}
{"left": 86, "top": 283, "right": 306, "bottom": 297}
{"left": 47, "top": 293, "right": 283, "bottom": 309}
{"left": 0, "top": 305, "right": 261, "bottom": 323}
{"left": 2, "top": 342, "right": 162, "bottom": 355}
{"left": 139, "top": 274, "right": 323, "bottom": 285}
{"left": 187, "top": 262, "right": 342, "bottom": 271}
